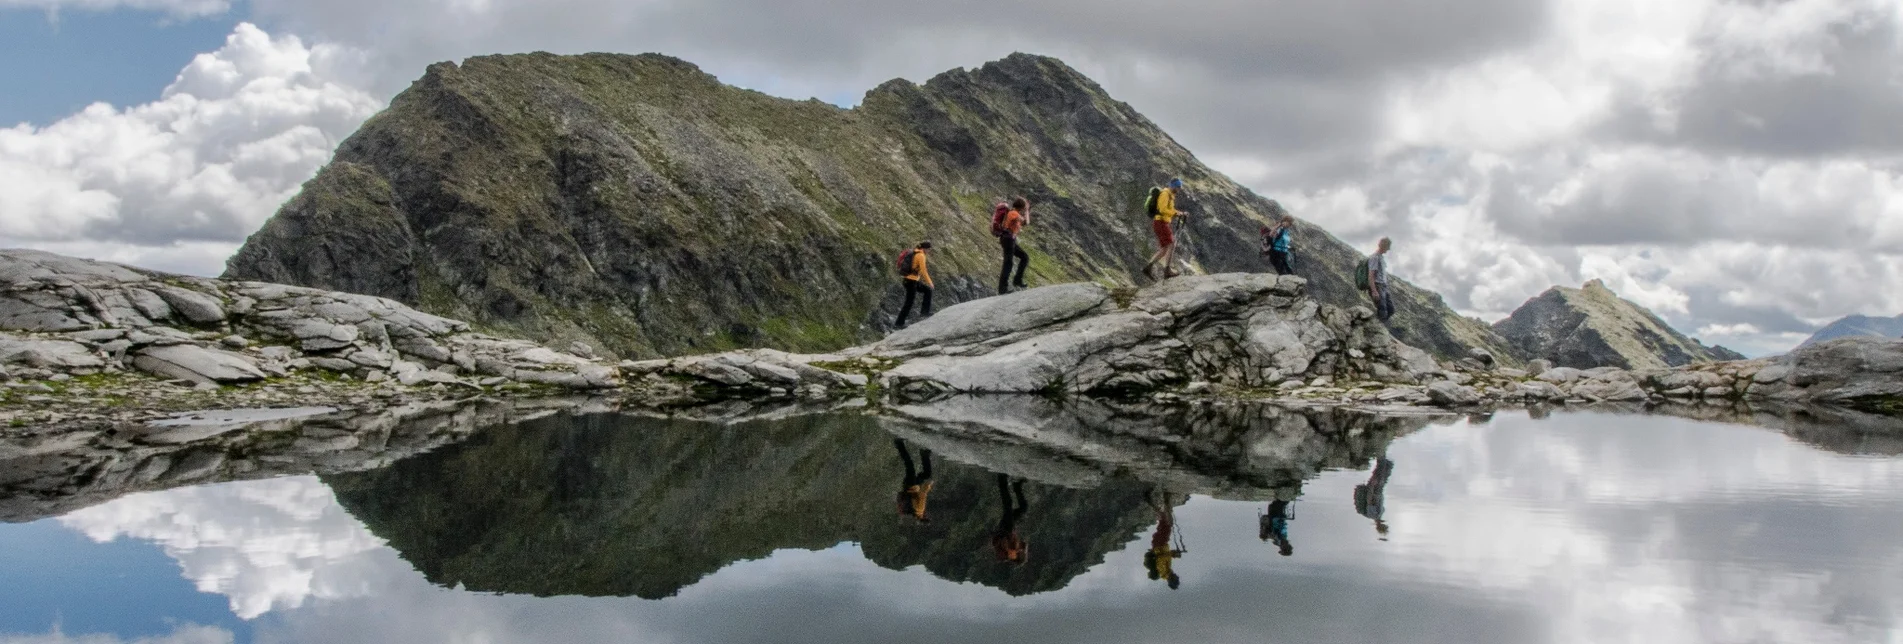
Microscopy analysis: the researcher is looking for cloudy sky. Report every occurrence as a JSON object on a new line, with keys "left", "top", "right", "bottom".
{"left": 1, "top": 0, "right": 1898, "bottom": 356}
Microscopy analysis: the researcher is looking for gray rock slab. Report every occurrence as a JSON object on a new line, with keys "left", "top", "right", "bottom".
{"left": 132, "top": 345, "right": 267, "bottom": 384}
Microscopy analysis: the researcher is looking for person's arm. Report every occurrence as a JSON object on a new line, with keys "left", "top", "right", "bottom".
{"left": 919, "top": 253, "right": 933, "bottom": 288}
{"left": 1368, "top": 257, "right": 1382, "bottom": 296}
{"left": 1159, "top": 190, "right": 1178, "bottom": 218}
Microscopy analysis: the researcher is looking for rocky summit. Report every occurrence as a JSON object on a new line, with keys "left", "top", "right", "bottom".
{"left": 1493, "top": 279, "right": 1744, "bottom": 370}
{"left": 225, "top": 52, "right": 1512, "bottom": 363}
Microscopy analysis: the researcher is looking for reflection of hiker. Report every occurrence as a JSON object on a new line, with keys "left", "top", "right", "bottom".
{"left": 1258, "top": 490, "right": 1295, "bottom": 557}
{"left": 1355, "top": 237, "right": 1395, "bottom": 322}
{"left": 1262, "top": 216, "right": 1295, "bottom": 276}
{"left": 894, "top": 440, "right": 935, "bottom": 523}
{"left": 1141, "top": 179, "right": 1191, "bottom": 281}
{"left": 991, "top": 474, "right": 1029, "bottom": 564}
{"left": 894, "top": 241, "right": 934, "bottom": 328}
{"left": 994, "top": 198, "right": 1032, "bottom": 295}
{"left": 1354, "top": 457, "right": 1394, "bottom": 538}
{"left": 1143, "top": 490, "right": 1186, "bottom": 589}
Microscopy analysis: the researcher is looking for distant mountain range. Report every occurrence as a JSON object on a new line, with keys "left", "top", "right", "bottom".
{"left": 1800, "top": 314, "right": 1903, "bottom": 348}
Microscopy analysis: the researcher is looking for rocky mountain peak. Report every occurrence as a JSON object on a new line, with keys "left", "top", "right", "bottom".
{"left": 1494, "top": 280, "right": 1739, "bottom": 370}
{"left": 227, "top": 51, "right": 1516, "bottom": 362}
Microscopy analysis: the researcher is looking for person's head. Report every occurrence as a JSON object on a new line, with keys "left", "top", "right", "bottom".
{"left": 1279, "top": 541, "right": 1294, "bottom": 557}
{"left": 917, "top": 240, "right": 933, "bottom": 251}
{"left": 1281, "top": 215, "right": 1296, "bottom": 226}
{"left": 1167, "top": 573, "right": 1181, "bottom": 590}
{"left": 1144, "top": 551, "right": 1160, "bottom": 578}
{"left": 1010, "top": 197, "right": 1029, "bottom": 212}
{"left": 1377, "top": 237, "right": 1392, "bottom": 253}
{"left": 1375, "top": 520, "right": 1389, "bottom": 536}
{"left": 1168, "top": 178, "right": 1184, "bottom": 190}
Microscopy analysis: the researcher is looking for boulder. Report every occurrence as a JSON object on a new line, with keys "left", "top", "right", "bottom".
{"left": 154, "top": 286, "right": 226, "bottom": 325}
{"left": 1527, "top": 359, "right": 1555, "bottom": 377}
{"left": 131, "top": 345, "right": 267, "bottom": 384}
{"left": 1427, "top": 381, "right": 1482, "bottom": 407}
{"left": 1537, "top": 367, "right": 1585, "bottom": 385}
{"left": 0, "top": 336, "right": 105, "bottom": 370}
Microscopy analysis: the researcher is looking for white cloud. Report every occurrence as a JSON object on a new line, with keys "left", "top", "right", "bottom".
{"left": 58, "top": 476, "right": 391, "bottom": 620}
{"left": 0, "top": 22, "right": 381, "bottom": 277}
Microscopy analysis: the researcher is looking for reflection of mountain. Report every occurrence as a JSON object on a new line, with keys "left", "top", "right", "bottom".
{"left": 325, "top": 400, "right": 1433, "bottom": 599}
{"left": 326, "top": 414, "right": 1154, "bottom": 598}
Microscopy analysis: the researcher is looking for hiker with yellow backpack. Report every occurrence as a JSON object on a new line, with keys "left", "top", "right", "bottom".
{"left": 1142, "top": 179, "right": 1191, "bottom": 281}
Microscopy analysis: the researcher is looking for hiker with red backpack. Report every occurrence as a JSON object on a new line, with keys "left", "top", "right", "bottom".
{"left": 894, "top": 241, "right": 933, "bottom": 328}
{"left": 1142, "top": 179, "right": 1191, "bottom": 281}
{"left": 994, "top": 197, "right": 1031, "bottom": 295}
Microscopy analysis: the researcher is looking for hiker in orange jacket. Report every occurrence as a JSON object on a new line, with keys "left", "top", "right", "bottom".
{"left": 998, "top": 197, "right": 1031, "bottom": 295}
{"left": 896, "top": 241, "right": 933, "bottom": 328}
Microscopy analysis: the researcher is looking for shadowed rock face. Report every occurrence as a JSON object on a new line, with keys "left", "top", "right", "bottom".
{"left": 225, "top": 52, "right": 1513, "bottom": 363}
{"left": 321, "top": 401, "right": 1432, "bottom": 599}
{"left": 1493, "top": 280, "right": 1743, "bottom": 370}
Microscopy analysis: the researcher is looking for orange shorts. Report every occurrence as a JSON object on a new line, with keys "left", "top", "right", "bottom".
{"left": 1152, "top": 219, "right": 1175, "bottom": 247}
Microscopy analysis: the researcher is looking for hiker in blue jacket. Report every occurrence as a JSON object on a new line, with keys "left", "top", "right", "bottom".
{"left": 1263, "top": 215, "right": 1296, "bottom": 276}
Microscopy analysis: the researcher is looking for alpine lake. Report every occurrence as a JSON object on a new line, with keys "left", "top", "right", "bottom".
{"left": 1, "top": 397, "right": 1899, "bottom": 644}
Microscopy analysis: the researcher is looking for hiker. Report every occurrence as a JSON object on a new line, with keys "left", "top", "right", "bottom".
{"left": 1354, "top": 457, "right": 1394, "bottom": 538}
{"left": 995, "top": 198, "right": 1031, "bottom": 294}
{"left": 1259, "top": 497, "right": 1294, "bottom": 557}
{"left": 895, "top": 241, "right": 933, "bottom": 328}
{"left": 1359, "top": 237, "right": 1395, "bottom": 322}
{"left": 991, "top": 474, "right": 1030, "bottom": 564}
{"left": 1143, "top": 490, "right": 1185, "bottom": 589}
{"left": 1263, "top": 215, "right": 1295, "bottom": 276}
{"left": 894, "top": 440, "right": 935, "bottom": 523}
{"left": 1142, "top": 179, "right": 1191, "bottom": 281}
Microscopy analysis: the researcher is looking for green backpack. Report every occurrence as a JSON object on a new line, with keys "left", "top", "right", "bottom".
{"left": 1354, "top": 258, "right": 1371, "bottom": 291}
{"left": 1143, "top": 187, "right": 1162, "bottom": 216}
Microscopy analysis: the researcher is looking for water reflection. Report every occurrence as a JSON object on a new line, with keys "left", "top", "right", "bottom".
{"left": 2, "top": 399, "right": 1901, "bottom": 644}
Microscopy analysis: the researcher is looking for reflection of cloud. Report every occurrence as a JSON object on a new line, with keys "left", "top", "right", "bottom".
{"left": 33, "top": 413, "right": 1899, "bottom": 644}
{"left": 0, "top": 624, "right": 233, "bottom": 644}
{"left": 56, "top": 477, "right": 388, "bottom": 620}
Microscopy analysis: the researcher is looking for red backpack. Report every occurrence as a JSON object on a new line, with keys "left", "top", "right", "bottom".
{"left": 990, "top": 203, "right": 1011, "bottom": 237}
{"left": 895, "top": 248, "right": 920, "bottom": 277}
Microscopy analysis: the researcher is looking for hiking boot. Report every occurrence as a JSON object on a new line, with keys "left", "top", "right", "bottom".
{"left": 1013, "top": 280, "right": 1028, "bottom": 289}
{"left": 1164, "top": 268, "right": 1181, "bottom": 278}
{"left": 1142, "top": 264, "right": 1156, "bottom": 281}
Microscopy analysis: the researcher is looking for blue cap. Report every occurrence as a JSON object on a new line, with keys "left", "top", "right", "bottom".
{"left": 1169, "top": 178, "right": 1184, "bottom": 188}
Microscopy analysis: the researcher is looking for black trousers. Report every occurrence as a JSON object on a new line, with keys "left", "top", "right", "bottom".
{"left": 897, "top": 279, "right": 933, "bottom": 327}
{"left": 1268, "top": 250, "right": 1293, "bottom": 276}
{"left": 999, "top": 236, "right": 1029, "bottom": 294}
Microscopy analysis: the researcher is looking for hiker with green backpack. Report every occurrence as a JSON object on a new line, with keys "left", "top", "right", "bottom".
{"left": 894, "top": 241, "right": 934, "bottom": 328}
{"left": 1141, "top": 178, "right": 1191, "bottom": 281}
{"left": 1355, "top": 237, "right": 1395, "bottom": 322}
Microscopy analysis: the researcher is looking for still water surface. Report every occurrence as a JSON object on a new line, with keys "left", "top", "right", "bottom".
{"left": 2, "top": 406, "right": 1900, "bottom": 644}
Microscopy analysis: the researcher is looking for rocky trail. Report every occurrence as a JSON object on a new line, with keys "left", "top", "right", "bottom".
{"left": 4, "top": 250, "right": 1902, "bottom": 433}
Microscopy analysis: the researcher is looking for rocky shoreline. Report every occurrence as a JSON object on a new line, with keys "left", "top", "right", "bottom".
{"left": 4, "top": 250, "right": 1901, "bottom": 432}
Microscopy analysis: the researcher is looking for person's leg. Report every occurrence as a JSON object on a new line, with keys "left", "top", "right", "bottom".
{"left": 998, "top": 238, "right": 1016, "bottom": 294}
{"left": 920, "top": 283, "right": 934, "bottom": 318}
{"left": 896, "top": 280, "right": 918, "bottom": 328}
{"left": 1379, "top": 288, "right": 1395, "bottom": 321}
{"left": 1271, "top": 251, "right": 1293, "bottom": 276}
{"left": 1011, "top": 244, "right": 1030, "bottom": 288}
{"left": 919, "top": 449, "right": 933, "bottom": 480}
{"left": 895, "top": 440, "right": 917, "bottom": 482}
{"left": 1012, "top": 478, "right": 1028, "bottom": 512}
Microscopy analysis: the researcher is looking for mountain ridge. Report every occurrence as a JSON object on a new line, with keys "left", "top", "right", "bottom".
{"left": 1800, "top": 314, "right": 1903, "bottom": 348}
{"left": 225, "top": 51, "right": 1516, "bottom": 363}
{"left": 1493, "top": 279, "right": 1744, "bottom": 370}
